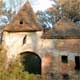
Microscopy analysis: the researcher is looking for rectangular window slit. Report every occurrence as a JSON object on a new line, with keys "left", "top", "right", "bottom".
{"left": 61, "top": 56, "right": 68, "bottom": 63}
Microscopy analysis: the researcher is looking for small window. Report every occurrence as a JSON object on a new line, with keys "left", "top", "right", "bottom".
{"left": 61, "top": 56, "right": 68, "bottom": 63}
{"left": 20, "top": 20, "right": 23, "bottom": 24}
{"left": 75, "top": 56, "right": 80, "bottom": 71}
{"left": 23, "top": 35, "right": 27, "bottom": 45}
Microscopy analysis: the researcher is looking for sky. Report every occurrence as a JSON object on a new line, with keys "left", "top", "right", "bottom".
{"left": 3, "top": 0, "right": 54, "bottom": 12}
{"left": 0, "top": 0, "right": 54, "bottom": 26}
{"left": 30, "top": 0, "right": 54, "bottom": 11}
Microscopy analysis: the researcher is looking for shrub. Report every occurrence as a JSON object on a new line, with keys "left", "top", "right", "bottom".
{"left": 0, "top": 45, "right": 41, "bottom": 80}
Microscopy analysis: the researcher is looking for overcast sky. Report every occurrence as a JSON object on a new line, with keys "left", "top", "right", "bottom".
{"left": 31, "top": 0, "right": 54, "bottom": 11}
{"left": 3, "top": 0, "right": 54, "bottom": 12}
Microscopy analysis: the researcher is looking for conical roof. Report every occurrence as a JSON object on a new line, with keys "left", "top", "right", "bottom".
{"left": 4, "top": 1, "right": 42, "bottom": 32}
{"left": 42, "top": 17, "right": 80, "bottom": 39}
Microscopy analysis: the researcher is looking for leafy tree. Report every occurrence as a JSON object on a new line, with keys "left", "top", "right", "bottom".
{"left": 37, "top": 0, "right": 80, "bottom": 28}
{"left": 52, "top": 0, "right": 80, "bottom": 22}
{"left": 0, "top": 0, "right": 16, "bottom": 25}
{"left": 0, "top": 0, "right": 5, "bottom": 15}
{"left": 36, "top": 11, "right": 53, "bottom": 28}
{"left": 36, "top": 6, "right": 60, "bottom": 28}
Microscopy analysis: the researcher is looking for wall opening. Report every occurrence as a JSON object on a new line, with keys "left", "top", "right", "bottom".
{"left": 61, "top": 56, "right": 68, "bottom": 63}
{"left": 20, "top": 20, "right": 23, "bottom": 24}
{"left": 20, "top": 52, "right": 41, "bottom": 74}
{"left": 23, "top": 35, "right": 27, "bottom": 45}
{"left": 75, "top": 56, "right": 80, "bottom": 71}
{"left": 62, "top": 73, "right": 70, "bottom": 80}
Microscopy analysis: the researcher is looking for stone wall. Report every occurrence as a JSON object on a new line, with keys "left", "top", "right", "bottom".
{"left": 2, "top": 31, "right": 55, "bottom": 59}
{"left": 2, "top": 31, "right": 79, "bottom": 79}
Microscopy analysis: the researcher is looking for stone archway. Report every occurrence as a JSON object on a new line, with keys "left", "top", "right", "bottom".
{"left": 20, "top": 51, "right": 41, "bottom": 74}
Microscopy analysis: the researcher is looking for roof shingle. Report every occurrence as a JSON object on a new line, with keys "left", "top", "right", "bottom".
{"left": 42, "top": 17, "right": 80, "bottom": 39}
{"left": 4, "top": 1, "right": 42, "bottom": 32}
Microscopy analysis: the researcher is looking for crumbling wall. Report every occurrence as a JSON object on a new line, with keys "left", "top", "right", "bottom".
{"left": 2, "top": 31, "right": 80, "bottom": 79}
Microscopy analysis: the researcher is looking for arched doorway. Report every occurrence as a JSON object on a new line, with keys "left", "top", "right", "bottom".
{"left": 20, "top": 52, "right": 41, "bottom": 74}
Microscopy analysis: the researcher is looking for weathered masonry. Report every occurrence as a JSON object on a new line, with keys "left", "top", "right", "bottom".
{"left": 2, "top": 0, "right": 80, "bottom": 79}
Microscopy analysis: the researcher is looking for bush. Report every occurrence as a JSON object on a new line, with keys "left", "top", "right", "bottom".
{"left": 0, "top": 45, "right": 41, "bottom": 80}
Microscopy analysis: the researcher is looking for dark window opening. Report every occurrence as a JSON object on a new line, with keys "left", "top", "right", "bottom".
{"left": 23, "top": 35, "right": 27, "bottom": 45}
{"left": 62, "top": 73, "right": 70, "bottom": 80}
{"left": 20, "top": 20, "right": 23, "bottom": 24}
{"left": 75, "top": 56, "right": 80, "bottom": 71}
{"left": 21, "top": 52, "right": 41, "bottom": 74}
{"left": 61, "top": 56, "right": 68, "bottom": 63}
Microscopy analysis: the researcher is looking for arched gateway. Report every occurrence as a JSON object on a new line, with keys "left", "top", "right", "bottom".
{"left": 20, "top": 52, "right": 41, "bottom": 74}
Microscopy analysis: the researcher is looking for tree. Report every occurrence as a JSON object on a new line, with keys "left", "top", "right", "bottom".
{"left": 36, "top": 11, "right": 54, "bottom": 28}
{"left": 36, "top": 6, "right": 60, "bottom": 28}
{"left": 0, "top": 0, "right": 5, "bottom": 15}
{"left": 37, "top": 0, "right": 80, "bottom": 27}
{"left": 0, "top": 0, "right": 16, "bottom": 25}
{"left": 52, "top": 0, "right": 80, "bottom": 22}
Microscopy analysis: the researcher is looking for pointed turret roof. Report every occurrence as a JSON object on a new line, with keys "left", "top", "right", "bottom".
{"left": 4, "top": 1, "right": 42, "bottom": 32}
{"left": 42, "top": 17, "right": 80, "bottom": 39}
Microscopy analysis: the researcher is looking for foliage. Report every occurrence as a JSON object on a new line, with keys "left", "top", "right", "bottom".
{"left": 36, "top": 0, "right": 80, "bottom": 27}
{"left": 0, "top": 0, "right": 5, "bottom": 15}
{"left": 53, "top": 0, "right": 80, "bottom": 22}
{"left": 0, "top": 0, "right": 16, "bottom": 25}
{"left": 36, "top": 7, "right": 60, "bottom": 28}
{"left": 36, "top": 11, "right": 55, "bottom": 28}
{"left": 0, "top": 45, "right": 41, "bottom": 80}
